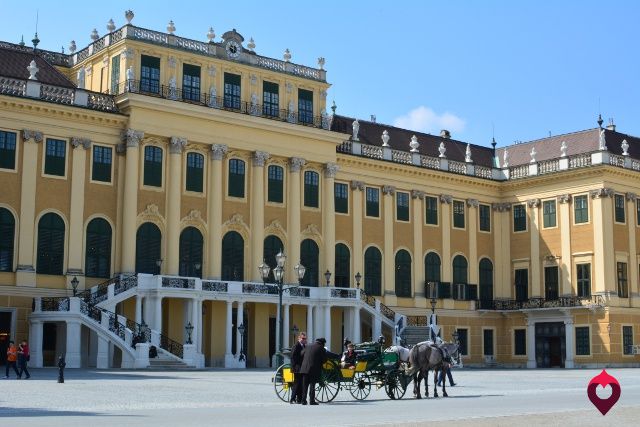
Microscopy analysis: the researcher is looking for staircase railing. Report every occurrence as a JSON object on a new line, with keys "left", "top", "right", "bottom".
{"left": 158, "top": 333, "right": 184, "bottom": 359}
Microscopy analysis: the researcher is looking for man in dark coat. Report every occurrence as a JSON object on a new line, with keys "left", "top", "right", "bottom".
{"left": 299, "top": 338, "right": 340, "bottom": 405}
{"left": 289, "top": 332, "right": 307, "bottom": 404}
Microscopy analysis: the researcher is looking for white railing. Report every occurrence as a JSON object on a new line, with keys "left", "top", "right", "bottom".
{"left": 449, "top": 160, "right": 468, "bottom": 175}
{"left": 392, "top": 150, "right": 412, "bottom": 164}
{"left": 569, "top": 153, "right": 591, "bottom": 168}
{"left": 362, "top": 144, "right": 383, "bottom": 159}
{"left": 0, "top": 77, "right": 26, "bottom": 96}
{"left": 510, "top": 164, "right": 529, "bottom": 179}
{"left": 421, "top": 155, "right": 440, "bottom": 170}
{"left": 538, "top": 158, "right": 559, "bottom": 174}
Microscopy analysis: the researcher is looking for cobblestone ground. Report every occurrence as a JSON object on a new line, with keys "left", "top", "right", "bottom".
{"left": 0, "top": 368, "right": 638, "bottom": 426}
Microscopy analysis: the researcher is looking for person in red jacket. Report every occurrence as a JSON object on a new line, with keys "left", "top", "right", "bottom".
{"left": 4, "top": 341, "right": 20, "bottom": 379}
{"left": 18, "top": 340, "right": 30, "bottom": 379}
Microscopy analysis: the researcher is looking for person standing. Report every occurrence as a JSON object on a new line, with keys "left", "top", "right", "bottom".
{"left": 289, "top": 332, "right": 306, "bottom": 404}
{"left": 18, "top": 340, "right": 30, "bottom": 379}
{"left": 437, "top": 363, "right": 456, "bottom": 387}
{"left": 299, "top": 338, "right": 340, "bottom": 405}
{"left": 3, "top": 340, "right": 19, "bottom": 379}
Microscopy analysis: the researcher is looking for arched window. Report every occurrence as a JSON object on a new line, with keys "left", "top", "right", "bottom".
{"left": 179, "top": 227, "right": 203, "bottom": 278}
{"left": 263, "top": 235, "right": 283, "bottom": 282}
{"left": 395, "top": 250, "right": 412, "bottom": 297}
{"left": 300, "top": 239, "right": 319, "bottom": 287}
{"left": 85, "top": 218, "right": 112, "bottom": 278}
{"left": 479, "top": 258, "right": 494, "bottom": 304}
{"left": 222, "top": 231, "right": 244, "bottom": 281}
{"left": 0, "top": 208, "right": 15, "bottom": 272}
{"left": 453, "top": 255, "right": 468, "bottom": 284}
{"left": 335, "top": 243, "right": 350, "bottom": 288}
{"left": 424, "top": 252, "right": 441, "bottom": 282}
{"left": 135, "top": 223, "right": 161, "bottom": 274}
{"left": 37, "top": 213, "right": 65, "bottom": 275}
{"left": 364, "top": 247, "right": 382, "bottom": 296}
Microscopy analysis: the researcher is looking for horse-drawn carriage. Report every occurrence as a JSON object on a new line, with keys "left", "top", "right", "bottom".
{"left": 272, "top": 339, "right": 413, "bottom": 402}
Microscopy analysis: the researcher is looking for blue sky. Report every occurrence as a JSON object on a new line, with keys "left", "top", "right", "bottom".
{"left": 2, "top": 1, "right": 638, "bottom": 147}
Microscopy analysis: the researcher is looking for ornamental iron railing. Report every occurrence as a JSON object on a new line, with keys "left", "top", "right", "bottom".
{"left": 202, "top": 281, "right": 228, "bottom": 292}
{"left": 159, "top": 333, "right": 184, "bottom": 359}
{"left": 161, "top": 276, "right": 196, "bottom": 289}
{"left": 476, "top": 294, "right": 605, "bottom": 311}
{"left": 41, "top": 297, "right": 69, "bottom": 311}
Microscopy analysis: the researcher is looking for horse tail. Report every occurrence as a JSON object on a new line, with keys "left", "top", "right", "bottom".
{"left": 405, "top": 346, "right": 419, "bottom": 376}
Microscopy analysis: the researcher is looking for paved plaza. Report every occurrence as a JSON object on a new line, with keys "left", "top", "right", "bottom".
{"left": 0, "top": 368, "right": 639, "bottom": 426}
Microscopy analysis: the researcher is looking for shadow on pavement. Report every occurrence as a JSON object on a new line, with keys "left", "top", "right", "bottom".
{"left": 0, "top": 407, "right": 138, "bottom": 418}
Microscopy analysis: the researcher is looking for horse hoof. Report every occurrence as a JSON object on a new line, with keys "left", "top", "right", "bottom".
{"left": 443, "top": 393, "right": 448, "bottom": 397}
{"left": 416, "top": 395, "right": 422, "bottom": 400}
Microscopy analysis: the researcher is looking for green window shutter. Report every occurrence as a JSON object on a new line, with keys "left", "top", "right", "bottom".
{"left": 135, "top": 222, "right": 161, "bottom": 274}
{"left": 514, "top": 329, "right": 526, "bottom": 355}
{"left": 110, "top": 55, "right": 120, "bottom": 94}
{"left": 143, "top": 146, "right": 163, "bottom": 187}
{"left": 182, "top": 64, "right": 201, "bottom": 102}
{"left": 366, "top": 188, "right": 379, "bottom": 217}
{"left": 453, "top": 200, "right": 465, "bottom": 228}
{"left": 85, "top": 218, "right": 112, "bottom": 278}
{"left": 457, "top": 329, "right": 468, "bottom": 355}
{"left": 364, "top": 247, "right": 382, "bottom": 295}
{"left": 44, "top": 139, "right": 66, "bottom": 176}
{"left": 92, "top": 146, "right": 112, "bottom": 182}
{"left": 394, "top": 250, "right": 412, "bottom": 297}
{"left": 574, "top": 195, "right": 588, "bottom": 223}
{"left": 263, "top": 81, "right": 279, "bottom": 117}
{"left": 334, "top": 183, "right": 348, "bottom": 213}
{"left": 615, "top": 194, "right": 625, "bottom": 222}
{"left": 425, "top": 196, "right": 438, "bottom": 225}
{"left": 396, "top": 192, "right": 409, "bottom": 221}
{"left": 513, "top": 204, "right": 526, "bottom": 231}
{"left": 0, "top": 131, "right": 17, "bottom": 170}
{"left": 483, "top": 329, "right": 494, "bottom": 356}
{"left": 623, "top": 326, "right": 633, "bottom": 355}
{"left": 479, "top": 258, "right": 493, "bottom": 302}
{"left": 544, "top": 266, "right": 559, "bottom": 300}
{"left": 179, "top": 227, "right": 204, "bottom": 278}
{"left": 543, "top": 200, "right": 556, "bottom": 228}
{"left": 140, "top": 55, "right": 160, "bottom": 94}
{"left": 300, "top": 239, "right": 319, "bottom": 286}
{"left": 577, "top": 263, "right": 591, "bottom": 297}
{"left": 267, "top": 165, "right": 283, "bottom": 203}
{"left": 298, "top": 89, "right": 313, "bottom": 124}
{"left": 186, "top": 153, "right": 204, "bottom": 192}
{"left": 263, "top": 235, "right": 284, "bottom": 282}
{"left": 479, "top": 204, "right": 491, "bottom": 231}
{"left": 224, "top": 73, "right": 241, "bottom": 109}
{"left": 0, "top": 208, "right": 15, "bottom": 272}
{"left": 425, "top": 252, "right": 441, "bottom": 283}
{"left": 37, "top": 213, "right": 65, "bottom": 275}
{"left": 334, "top": 243, "right": 350, "bottom": 287}
{"left": 228, "top": 159, "right": 245, "bottom": 197}
{"left": 304, "top": 171, "right": 319, "bottom": 207}
{"left": 453, "top": 255, "right": 468, "bottom": 284}
{"left": 575, "top": 327, "right": 590, "bottom": 355}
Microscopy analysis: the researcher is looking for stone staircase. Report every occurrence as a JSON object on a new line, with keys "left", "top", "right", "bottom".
{"left": 148, "top": 352, "right": 193, "bottom": 370}
{"left": 401, "top": 326, "right": 430, "bottom": 346}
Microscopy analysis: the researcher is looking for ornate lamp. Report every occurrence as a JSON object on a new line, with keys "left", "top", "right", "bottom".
{"left": 273, "top": 266, "right": 284, "bottom": 284}
{"left": 238, "top": 322, "right": 246, "bottom": 362}
{"left": 71, "top": 276, "right": 79, "bottom": 296}
{"left": 185, "top": 321, "right": 194, "bottom": 345}
{"left": 294, "top": 262, "right": 306, "bottom": 285}
{"left": 324, "top": 270, "right": 332, "bottom": 287}
{"left": 355, "top": 272, "right": 362, "bottom": 289}
{"left": 258, "top": 260, "right": 271, "bottom": 285}
{"left": 275, "top": 249, "right": 286, "bottom": 268}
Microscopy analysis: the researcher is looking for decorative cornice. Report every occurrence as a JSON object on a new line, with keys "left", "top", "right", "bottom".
{"left": 439, "top": 194, "right": 453, "bottom": 204}
{"left": 115, "top": 143, "right": 126, "bottom": 155}
{"left": 223, "top": 213, "right": 246, "bottom": 228}
{"left": 492, "top": 202, "right": 511, "bottom": 212}
{"left": 527, "top": 198, "right": 540, "bottom": 208}
{"left": 289, "top": 157, "right": 306, "bottom": 172}
{"left": 411, "top": 190, "right": 426, "bottom": 200}
{"left": 169, "top": 136, "right": 187, "bottom": 154}
{"left": 71, "top": 137, "right": 91, "bottom": 149}
{"left": 626, "top": 192, "right": 637, "bottom": 202}
{"left": 253, "top": 150, "right": 270, "bottom": 167}
{"left": 590, "top": 188, "right": 614, "bottom": 199}
{"left": 350, "top": 180, "right": 364, "bottom": 191}
{"left": 22, "top": 129, "right": 43, "bottom": 143}
{"left": 558, "top": 194, "right": 572, "bottom": 204}
{"left": 324, "top": 162, "right": 339, "bottom": 178}
{"left": 302, "top": 223, "right": 321, "bottom": 238}
{"left": 211, "top": 144, "right": 228, "bottom": 160}
{"left": 122, "top": 129, "right": 144, "bottom": 148}
{"left": 466, "top": 198, "right": 479, "bottom": 208}
{"left": 182, "top": 209, "right": 205, "bottom": 228}
{"left": 382, "top": 185, "right": 396, "bottom": 196}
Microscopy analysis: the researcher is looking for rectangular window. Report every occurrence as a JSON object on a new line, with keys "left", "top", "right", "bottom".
{"left": 483, "top": 329, "right": 494, "bottom": 356}
{"left": 334, "top": 182, "right": 348, "bottom": 214}
{"left": 92, "top": 146, "right": 112, "bottom": 182}
{"left": 515, "top": 268, "right": 528, "bottom": 302}
{"left": 366, "top": 187, "right": 379, "bottom": 218}
{"left": 110, "top": 55, "right": 120, "bottom": 95}
{"left": 453, "top": 200, "right": 465, "bottom": 228}
{"left": 544, "top": 266, "right": 559, "bottom": 300}
{"left": 425, "top": 196, "right": 438, "bottom": 225}
{"left": 637, "top": 200, "right": 640, "bottom": 226}
{"left": 267, "top": 165, "right": 283, "bottom": 203}
{"left": 143, "top": 146, "right": 163, "bottom": 187}
{"left": 479, "top": 204, "right": 491, "bottom": 232}
{"left": 513, "top": 204, "right": 526, "bottom": 232}
{"left": 186, "top": 153, "right": 204, "bottom": 192}
{"left": 577, "top": 263, "right": 591, "bottom": 298}
{"left": 623, "top": 326, "right": 633, "bottom": 355}
{"left": 457, "top": 328, "right": 468, "bottom": 356}
{"left": 182, "top": 64, "right": 201, "bottom": 102}
{"left": 614, "top": 194, "right": 625, "bottom": 223}
{"left": 396, "top": 192, "right": 409, "bottom": 221}
{"left": 228, "top": 159, "right": 245, "bottom": 198}
{"left": 0, "top": 130, "right": 17, "bottom": 170}
{"left": 617, "top": 262, "right": 628, "bottom": 298}
{"left": 298, "top": 89, "right": 313, "bottom": 124}
{"left": 575, "top": 327, "right": 590, "bottom": 356}
{"left": 44, "top": 138, "right": 66, "bottom": 176}
{"left": 543, "top": 200, "right": 556, "bottom": 228}
{"left": 514, "top": 329, "right": 526, "bottom": 355}
{"left": 224, "top": 73, "right": 241, "bottom": 110}
{"left": 304, "top": 171, "right": 319, "bottom": 207}
{"left": 140, "top": 55, "right": 160, "bottom": 94}
{"left": 574, "top": 195, "right": 588, "bottom": 224}
{"left": 263, "top": 81, "right": 279, "bottom": 117}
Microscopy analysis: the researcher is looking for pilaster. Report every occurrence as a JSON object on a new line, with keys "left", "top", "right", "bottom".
{"left": 382, "top": 186, "right": 395, "bottom": 298}
{"left": 351, "top": 181, "right": 364, "bottom": 281}
{"left": 467, "top": 198, "right": 479, "bottom": 285}
{"left": 591, "top": 189, "right": 615, "bottom": 294}
{"left": 626, "top": 193, "right": 638, "bottom": 297}
{"left": 67, "top": 138, "right": 91, "bottom": 283}
{"left": 166, "top": 136, "right": 187, "bottom": 275}
{"left": 208, "top": 144, "right": 227, "bottom": 278}
{"left": 120, "top": 129, "right": 144, "bottom": 273}
{"left": 251, "top": 151, "right": 269, "bottom": 281}
{"left": 412, "top": 190, "right": 425, "bottom": 297}
{"left": 287, "top": 157, "right": 305, "bottom": 283}
{"left": 323, "top": 163, "right": 338, "bottom": 282}
{"left": 528, "top": 199, "right": 541, "bottom": 297}
{"left": 440, "top": 195, "right": 452, "bottom": 281}
{"left": 558, "top": 194, "right": 573, "bottom": 296}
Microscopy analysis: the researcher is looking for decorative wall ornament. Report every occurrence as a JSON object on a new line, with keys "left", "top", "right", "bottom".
{"left": 598, "top": 128, "right": 607, "bottom": 151}
{"left": 560, "top": 140, "right": 567, "bottom": 157}
{"left": 411, "top": 190, "right": 426, "bottom": 200}
{"left": 167, "top": 76, "right": 177, "bottom": 100}
{"left": 320, "top": 90, "right": 327, "bottom": 100}
{"left": 250, "top": 74, "right": 257, "bottom": 85}
{"left": 250, "top": 92, "right": 259, "bottom": 115}
{"left": 107, "top": 19, "right": 116, "bottom": 33}
{"left": 22, "top": 129, "right": 43, "bottom": 143}
{"left": 125, "top": 10, "right": 134, "bottom": 24}
{"left": 317, "top": 57, "right": 325, "bottom": 70}
{"left": 207, "top": 27, "right": 216, "bottom": 43}
{"left": 530, "top": 147, "right": 537, "bottom": 163}
{"left": 491, "top": 202, "right": 511, "bottom": 212}
{"left": 320, "top": 110, "right": 329, "bottom": 130}
{"left": 27, "top": 60, "right": 39, "bottom": 80}
{"left": 222, "top": 214, "right": 249, "bottom": 236}
{"left": 625, "top": 192, "right": 637, "bottom": 201}
{"left": 85, "top": 65, "right": 93, "bottom": 76}
{"left": 503, "top": 149, "right": 509, "bottom": 168}
{"left": 283, "top": 48, "right": 291, "bottom": 62}
{"left": 69, "top": 40, "right": 77, "bottom": 53}
{"left": 121, "top": 48, "right": 135, "bottom": 59}
{"left": 71, "top": 137, "right": 92, "bottom": 149}
{"left": 90, "top": 29, "right": 99, "bottom": 41}
{"left": 167, "top": 56, "right": 177, "bottom": 68}
{"left": 76, "top": 68, "right": 85, "bottom": 89}
{"left": 287, "top": 101, "right": 296, "bottom": 123}
{"left": 285, "top": 82, "right": 293, "bottom": 94}
{"left": 324, "top": 162, "right": 339, "bottom": 178}
{"left": 265, "top": 219, "right": 287, "bottom": 239}
{"left": 590, "top": 188, "right": 614, "bottom": 199}
{"left": 382, "top": 185, "right": 396, "bottom": 195}
{"left": 102, "top": 55, "right": 109, "bottom": 66}
{"left": 302, "top": 223, "right": 321, "bottom": 238}
{"left": 116, "top": 143, "right": 126, "bottom": 154}
{"left": 247, "top": 37, "right": 256, "bottom": 51}
{"left": 438, "top": 141, "right": 446, "bottom": 158}
{"left": 350, "top": 180, "right": 365, "bottom": 191}
{"left": 138, "top": 204, "right": 164, "bottom": 224}
{"left": 439, "top": 194, "right": 453, "bottom": 204}
{"left": 182, "top": 210, "right": 205, "bottom": 228}
{"left": 224, "top": 213, "right": 244, "bottom": 227}
{"left": 208, "top": 86, "right": 218, "bottom": 107}
{"left": 289, "top": 157, "right": 306, "bottom": 172}
{"left": 122, "top": 129, "right": 144, "bottom": 148}
{"left": 381, "top": 130, "right": 390, "bottom": 147}
{"left": 409, "top": 135, "right": 419, "bottom": 153}
{"left": 557, "top": 194, "right": 572, "bottom": 204}
{"left": 169, "top": 136, "right": 187, "bottom": 154}
{"left": 466, "top": 198, "right": 479, "bottom": 208}
{"left": 167, "top": 20, "right": 176, "bottom": 35}
{"left": 621, "top": 139, "right": 629, "bottom": 156}
{"left": 527, "top": 198, "right": 540, "bottom": 208}
{"left": 211, "top": 144, "right": 228, "bottom": 160}
{"left": 207, "top": 64, "right": 216, "bottom": 77}
{"left": 253, "top": 151, "right": 270, "bottom": 166}
{"left": 465, "top": 144, "right": 472, "bottom": 163}
{"left": 352, "top": 120, "right": 360, "bottom": 141}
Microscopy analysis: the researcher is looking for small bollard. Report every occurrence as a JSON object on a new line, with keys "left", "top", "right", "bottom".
{"left": 57, "top": 355, "right": 66, "bottom": 383}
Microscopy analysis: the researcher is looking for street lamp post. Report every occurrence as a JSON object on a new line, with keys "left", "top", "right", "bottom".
{"left": 238, "top": 323, "right": 246, "bottom": 362}
{"left": 324, "top": 270, "right": 332, "bottom": 287}
{"left": 429, "top": 297, "right": 437, "bottom": 342}
{"left": 71, "top": 276, "right": 79, "bottom": 297}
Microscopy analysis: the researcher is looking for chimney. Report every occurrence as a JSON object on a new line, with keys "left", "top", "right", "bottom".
{"left": 606, "top": 118, "right": 616, "bottom": 132}
{"left": 440, "top": 129, "right": 451, "bottom": 139}
{"left": 370, "top": 115, "right": 376, "bottom": 123}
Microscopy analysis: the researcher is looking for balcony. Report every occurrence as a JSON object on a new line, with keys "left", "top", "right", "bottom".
{"left": 476, "top": 295, "right": 605, "bottom": 311}
{"left": 425, "top": 281, "right": 477, "bottom": 301}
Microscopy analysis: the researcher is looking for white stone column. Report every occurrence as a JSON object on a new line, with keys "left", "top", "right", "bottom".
{"left": 323, "top": 163, "right": 338, "bottom": 280}
{"left": 96, "top": 335, "right": 109, "bottom": 369}
{"left": 208, "top": 144, "right": 227, "bottom": 278}
{"left": 275, "top": 301, "right": 281, "bottom": 354}
{"left": 153, "top": 296, "right": 163, "bottom": 333}
{"left": 29, "top": 320, "right": 43, "bottom": 368}
{"left": 251, "top": 151, "right": 269, "bottom": 281}
{"left": 66, "top": 321, "right": 82, "bottom": 368}
{"left": 135, "top": 295, "right": 142, "bottom": 325}
{"left": 196, "top": 299, "right": 203, "bottom": 353}
{"left": 191, "top": 298, "right": 199, "bottom": 347}
{"left": 592, "top": 189, "right": 615, "bottom": 294}
{"left": 526, "top": 318, "right": 536, "bottom": 368}
{"left": 467, "top": 199, "right": 479, "bottom": 285}
{"left": 353, "top": 307, "right": 361, "bottom": 343}
{"left": 324, "top": 305, "right": 332, "bottom": 348}
{"left": 306, "top": 305, "right": 314, "bottom": 341}
{"left": 564, "top": 317, "right": 575, "bottom": 368}
{"left": 283, "top": 304, "right": 290, "bottom": 347}
{"left": 225, "top": 301, "right": 233, "bottom": 359}
{"left": 236, "top": 301, "right": 244, "bottom": 355}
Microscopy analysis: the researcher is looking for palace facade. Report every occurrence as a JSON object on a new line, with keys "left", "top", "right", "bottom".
{"left": 0, "top": 13, "right": 638, "bottom": 369}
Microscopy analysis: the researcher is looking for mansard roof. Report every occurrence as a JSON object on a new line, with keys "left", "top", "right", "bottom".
{"left": 0, "top": 44, "right": 75, "bottom": 88}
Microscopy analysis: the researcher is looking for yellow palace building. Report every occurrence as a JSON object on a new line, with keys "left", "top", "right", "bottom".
{"left": 0, "top": 12, "right": 638, "bottom": 369}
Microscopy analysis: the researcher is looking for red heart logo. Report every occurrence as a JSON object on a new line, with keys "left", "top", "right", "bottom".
{"left": 587, "top": 370, "right": 621, "bottom": 415}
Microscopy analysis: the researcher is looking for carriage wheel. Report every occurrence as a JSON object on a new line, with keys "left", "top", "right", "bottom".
{"left": 348, "top": 372, "right": 371, "bottom": 401}
{"left": 315, "top": 379, "right": 340, "bottom": 403}
{"left": 272, "top": 364, "right": 292, "bottom": 403}
{"left": 385, "top": 370, "right": 407, "bottom": 400}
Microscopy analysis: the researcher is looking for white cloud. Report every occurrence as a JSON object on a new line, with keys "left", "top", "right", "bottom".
{"left": 393, "top": 106, "right": 466, "bottom": 135}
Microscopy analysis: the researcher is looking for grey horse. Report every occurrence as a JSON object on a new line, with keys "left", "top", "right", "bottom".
{"left": 405, "top": 342, "right": 458, "bottom": 398}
